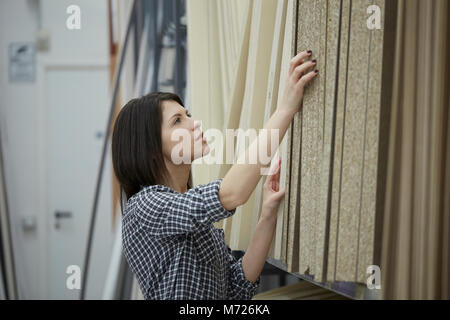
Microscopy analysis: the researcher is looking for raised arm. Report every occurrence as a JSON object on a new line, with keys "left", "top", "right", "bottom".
{"left": 219, "top": 50, "right": 318, "bottom": 210}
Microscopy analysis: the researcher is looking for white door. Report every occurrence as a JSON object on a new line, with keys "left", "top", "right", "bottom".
{"left": 46, "top": 67, "right": 113, "bottom": 299}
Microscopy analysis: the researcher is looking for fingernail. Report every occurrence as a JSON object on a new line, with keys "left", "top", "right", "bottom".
{"left": 312, "top": 59, "right": 317, "bottom": 64}
{"left": 315, "top": 69, "right": 319, "bottom": 73}
{"left": 307, "top": 50, "right": 312, "bottom": 55}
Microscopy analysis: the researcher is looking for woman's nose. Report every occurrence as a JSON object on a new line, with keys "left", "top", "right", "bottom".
{"left": 193, "top": 120, "right": 201, "bottom": 131}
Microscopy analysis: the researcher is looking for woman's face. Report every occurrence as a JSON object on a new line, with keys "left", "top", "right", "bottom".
{"left": 160, "top": 100, "right": 210, "bottom": 164}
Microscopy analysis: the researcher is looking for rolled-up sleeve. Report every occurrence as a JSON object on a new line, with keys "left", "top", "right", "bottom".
{"left": 226, "top": 247, "right": 261, "bottom": 300}
{"left": 134, "top": 178, "right": 236, "bottom": 237}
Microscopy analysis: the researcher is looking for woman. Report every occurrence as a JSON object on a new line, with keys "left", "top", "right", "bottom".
{"left": 112, "top": 50, "right": 318, "bottom": 299}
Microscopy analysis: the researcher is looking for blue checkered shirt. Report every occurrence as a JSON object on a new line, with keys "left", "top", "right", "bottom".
{"left": 121, "top": 178, "right": 260, "bottom": 299}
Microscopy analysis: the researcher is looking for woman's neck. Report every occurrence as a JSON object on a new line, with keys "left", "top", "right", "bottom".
{"left": 163, "top": 158, "right": 191, "bottom": 194}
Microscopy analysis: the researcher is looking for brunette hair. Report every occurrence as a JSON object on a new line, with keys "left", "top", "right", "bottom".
{"left": 112, "top": 92, "right": 192, "bottom": 214}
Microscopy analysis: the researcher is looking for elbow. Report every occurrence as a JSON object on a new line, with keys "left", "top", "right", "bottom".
{"left": 218, "top": 184, "right": 245, "bottom": 211}
{"left": 233, "top": 191, "right": 248, "bottom": 208}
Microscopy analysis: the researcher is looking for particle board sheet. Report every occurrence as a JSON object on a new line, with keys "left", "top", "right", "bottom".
{"left": 355, "top": 0, "right": 387, "bottom": 285}
{"left": 286, "top": 0, "right": 393, "bottom": 284}
{"left": 287, "top": 0, "right": 339, "bottom": 280}
{"left": 325, "top": 0, "right": 392, "bottom": 283}
{"left": 294, "top": 0, "right": 334, "bottom": 281}
{"left": 335, "top": 0, "right": 381, "bottom": 282}
{"left": 326, "top": 0, "right": 352, "bottom": 283}
{"left": 381, "top": 0, "right": 450, "bottom": 299}
{"left": 315, "top": 0, "right": 341, "bottom": 283}
{"left": 287, "top": 0, "right": 306, "bottom": 275}
{"left": 284, "top": 0, "right": 301, "bottom": 273}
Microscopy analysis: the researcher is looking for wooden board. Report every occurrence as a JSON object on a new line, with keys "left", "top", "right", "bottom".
{"left": 250, "top": 0, "right": 288, "bottom": 258}
{"left": 326, "top": 0, "right": 351, "bottom": 282}
{"left": 280, "top": 0, "right": 297, "bottom": 267}
{"left": 229, "top": 0, "right": 279, "bottom": 250}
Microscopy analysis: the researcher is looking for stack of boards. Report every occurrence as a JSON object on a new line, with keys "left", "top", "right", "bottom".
{"left": 187, "top": 0, "right": 450, "bottom": 299}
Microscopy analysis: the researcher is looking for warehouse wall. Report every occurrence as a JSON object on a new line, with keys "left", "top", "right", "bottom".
{"left": 0, "top": 0, "right": 111, "bottom": 299}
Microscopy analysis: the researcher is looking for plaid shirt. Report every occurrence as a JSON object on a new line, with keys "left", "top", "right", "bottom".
{"left": 121, "top": 178, "right": 260, "bottom": 299}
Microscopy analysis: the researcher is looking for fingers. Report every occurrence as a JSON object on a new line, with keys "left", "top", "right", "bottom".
{"left": 265, "top": 158, "right": 282, "bottom": 191}
{"left": 293, "top": 60, "right": 317, "bottom": 81}
{"left": 288, "top": 50, "right": 312, "bottom": 76}
{"left": 272, "top": 187, "right": 286, "bottom": 202}
{"left": 296, "top": 69, "right": 319, "bottom": 89}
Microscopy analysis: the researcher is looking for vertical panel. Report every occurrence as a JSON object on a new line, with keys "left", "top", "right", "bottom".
{"left": 327, "top": 0, "right": 351, "bottom": 282}
{"left": 271, "top": 0, "right": 293, "bottom": 261}
{"left": 229, "top": 0, "right": 278, "bottom": 250}
{"left": 285, "top": 0, "right": 301, "bottom": 273}
{"left": 315, "top": 0, "right": 341, "bottom": 282}
{"left": 335, "top": 0, "right": 372, "bottom": 282}
{"left": 356, "top": 0, "right": 386, "bottom": 283}
{"left": 281, "top": 0, "right": 298, "bottom": 267}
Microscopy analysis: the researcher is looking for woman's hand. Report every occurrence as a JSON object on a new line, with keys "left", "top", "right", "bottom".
{"left": 278, "top": 50, "right": 318, "bottom": 116}
{"left": 261, "top": 158, "right": 286, "bottom": 220}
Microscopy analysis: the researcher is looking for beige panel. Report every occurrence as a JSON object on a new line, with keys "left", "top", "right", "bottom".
{"left": 220, "top": 1, "right": 253, "bottom": 244}
{"left": 229, "top": 0, "right": 278, "bottom": 250}
{"left": 251, "top": 0, "right": 288, "bottom": 257}
{"left": 284, "top": 0, "right": 303, "bottom": 274}
{"left": 188, "top": 0, "right": 252, "bottom": 232}
{"left": 280, "top": 0, "right": 297, "bottom": 266}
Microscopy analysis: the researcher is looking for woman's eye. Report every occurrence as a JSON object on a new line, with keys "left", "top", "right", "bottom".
{"left": 174, "top": 113, "right": 191, "bottom": 125}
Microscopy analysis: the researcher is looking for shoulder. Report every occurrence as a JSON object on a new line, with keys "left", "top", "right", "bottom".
{"left": 128, "top": 178, "right": 224, "bottom": 210}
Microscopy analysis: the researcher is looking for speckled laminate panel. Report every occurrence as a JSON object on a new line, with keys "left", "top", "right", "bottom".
{"left": 335, "top": 0, "right": 373, "bottom": 282}
{"left": 326, "top": 0, "right": 351, "bottom": 282}
{"left": 355, "top": 0, "right": 386, "bottom": 284}
{"left": 314, "top": 0, "right": 341, "bottom": 283}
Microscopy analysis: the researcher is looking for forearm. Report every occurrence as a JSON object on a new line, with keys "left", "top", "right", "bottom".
{"left": 241, "top": 213, "right": 277, "bottom": 283}
{"left": 222, "top": 108, "right": 295, "bottom": 206}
